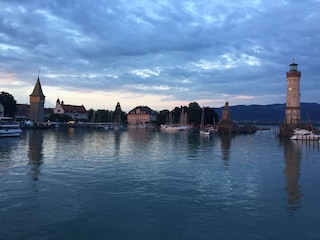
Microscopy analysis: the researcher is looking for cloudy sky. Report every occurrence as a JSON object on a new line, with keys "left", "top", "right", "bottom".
{"left": 0, "top": 0, "right": 319, "bottom": 112}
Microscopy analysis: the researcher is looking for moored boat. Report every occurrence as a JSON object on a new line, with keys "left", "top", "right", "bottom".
{"left": 290, "top": 129, "right": 320, "bottom": 141}
{"left": 160, "top": 124, "right": 190, "bottom": 131}
{"left": 200, "top": 128, "right": 211, "bottom": 135}
{"left": 0, "top": 117, "right": 23, "bottom": 137}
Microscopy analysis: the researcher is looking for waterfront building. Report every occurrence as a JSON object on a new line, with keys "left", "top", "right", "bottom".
{"left": 15, "top": 104, "right": 30, "bottom": 120}
{"left": 285, "top": 60, "right": 301, "bottom": 125}
{"left": 53, "top": 98, "right": 87, "bottom": 120}
{"left": 29, "top": 77, "right": 45, "bottom": 123}
{"left": 15, "top": 104, "right": 53, "bottom": 121}
{"left": 127, "top": 106, "right": 157, "bottom": 126}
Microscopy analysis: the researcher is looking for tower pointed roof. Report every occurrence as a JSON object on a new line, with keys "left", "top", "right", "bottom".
{"left": 30, "top": 77, "right": 45, "bottom": 97}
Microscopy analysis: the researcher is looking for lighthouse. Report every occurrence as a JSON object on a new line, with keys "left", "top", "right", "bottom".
{"left": 285, "top": 60, "right": 301, "bottom": 125}
{"left": 279, "top": 60, "right": 302, "bottom": 138}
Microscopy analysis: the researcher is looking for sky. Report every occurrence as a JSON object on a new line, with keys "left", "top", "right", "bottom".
{"left": 0, "top": 0, "right": 319, "bottom": 112}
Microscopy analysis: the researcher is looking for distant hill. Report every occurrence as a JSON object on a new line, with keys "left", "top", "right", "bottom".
{"left": 213, "top": 103, "right": 320, "bottom": 124}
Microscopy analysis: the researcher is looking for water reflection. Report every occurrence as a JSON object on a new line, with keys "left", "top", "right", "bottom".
{"left": 112, "top": 130, "right": 124, "bottom": 159}
{"left": 218, "top": 135, "right": 233, "bottom": 164}
{"left": 0, "top": 138, "right": 19, "bottom": 172}
{"left": 127, "top": 128, "right": 151, "bottom": 145}
{"left": 28, "top": 130, "right": 44, "bottom": 181}
{"left": 187, "top": 132, "right": 201, "bottom": 159}
{"left": 281, "top": 139, "right": 303, "bottom": 214}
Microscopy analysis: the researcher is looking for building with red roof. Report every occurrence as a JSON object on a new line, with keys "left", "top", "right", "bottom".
{"left": 53, "top": 99, "right": 88, "bottom": 120}
{"left": 127, "top": 106, "right": 157, "bottom": 126}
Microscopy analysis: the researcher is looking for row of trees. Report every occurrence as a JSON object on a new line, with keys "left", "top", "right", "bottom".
{"left": 157, "top": 102, "right": 219, "bottom": 126}
{"left": 0, "top": 91, "right": 219, "bottom": 126}
{"left": 89, "top": 102, "right": 219, "bottom": 126}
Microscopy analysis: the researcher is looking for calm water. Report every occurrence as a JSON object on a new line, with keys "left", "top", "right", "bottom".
{"left": 1, "top": 127, "right": 320, "bottom": 240}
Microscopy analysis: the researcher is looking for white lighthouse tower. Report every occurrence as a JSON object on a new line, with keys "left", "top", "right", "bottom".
{"left": 285, "top": 60, "right": 301, "bottom": 125}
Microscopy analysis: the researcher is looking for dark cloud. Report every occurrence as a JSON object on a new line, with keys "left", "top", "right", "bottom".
{"left": 0, "top": 0, "right": 319, "bottom": 110}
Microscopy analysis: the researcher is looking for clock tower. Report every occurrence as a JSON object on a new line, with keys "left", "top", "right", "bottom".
{"left": 30, "top": 77, "right": 45, "bottom": 123}
{"left": 285, "top": 60, "right": 301, "bottom": 125}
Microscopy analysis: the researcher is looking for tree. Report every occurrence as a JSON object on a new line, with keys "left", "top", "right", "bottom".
{"left": 188, "top": 102, "right": 201, "bottom": 125}
{"left": 157, "top": 109, "right": 169, "bottom": 124}
{"left": 172, "top": 107, "right": 181, "bottom": 124}
{"left": 95, "top": 109, "right": 112, "bottom": 122}
{"left": 87, "top": 109, "right": 94, "bottom": 122}
{"left": 203, "top": 107, "right": 219, "bottom": 125}
{"left": 0, "top": 91, "right": 17, "bottom": 117}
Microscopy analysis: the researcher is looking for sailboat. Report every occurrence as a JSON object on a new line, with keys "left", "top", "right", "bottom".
{"left": 200, "top": 107, "right": 210, "bottom": 135}
{"left": 178, "top": 108, "right": 191, "bottom": 130}
{"left": 160, "top": 108, "right": 191, "bottom": 131}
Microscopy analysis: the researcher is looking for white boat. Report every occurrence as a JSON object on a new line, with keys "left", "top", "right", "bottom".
{"left": 0, "top": 117, "right": 23, "bottom": 137}
{"left": 290, "top": 129, "right": 320, "bottom": 141}
{"left": 200, "top": 128, "right": 211, "bottom": 135}
{"left": 160, "top": 108, "right": 191, "bottom": 131}
{"left": 199, "top": 107, "right": 215, "bottom": 135}
{"left": 160, "top": 124, "right": 190, "bottom": 131}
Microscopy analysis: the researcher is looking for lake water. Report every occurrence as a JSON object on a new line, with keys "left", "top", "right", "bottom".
{"left": 1, "top": 127, "right": 320, "bottom": 240}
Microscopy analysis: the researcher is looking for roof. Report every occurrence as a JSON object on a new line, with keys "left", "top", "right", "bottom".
{"left": 16, "top": 104, "right": 30, "bottom": 112}
{"left": 16, "top": 103, "right": 30, "bottom": 109}
{"left": 62, "top": 104, "right": 87, "bottom": 113}
{"left": 30, "top": 77, "right": 45, "bottom": 97}
{"left": 128, "top": 106, "right": 155, "bottom": 115}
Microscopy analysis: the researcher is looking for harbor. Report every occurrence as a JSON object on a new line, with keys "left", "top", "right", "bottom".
{"left": 1, "top": 1, "right": 320, "bottom": 239}
{"left": 1, "top": 127, "right": 320, "bottom": 240}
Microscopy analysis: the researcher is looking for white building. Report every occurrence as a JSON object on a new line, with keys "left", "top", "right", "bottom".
{"left": 53, "top": 99, "right": 88, "bottom": 120}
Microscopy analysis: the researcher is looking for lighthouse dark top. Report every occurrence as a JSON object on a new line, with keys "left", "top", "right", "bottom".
{"left": 286, "top": 61, "right": 301, "bottom": 78}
